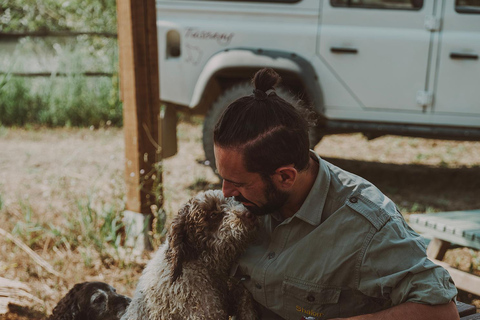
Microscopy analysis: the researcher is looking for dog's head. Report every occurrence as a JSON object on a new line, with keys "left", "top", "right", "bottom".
{"left": 49, "top": 281, "right": 131, "bottom": 320}
{"left": 165, "top": 190, "right": 258, "bottom": 282}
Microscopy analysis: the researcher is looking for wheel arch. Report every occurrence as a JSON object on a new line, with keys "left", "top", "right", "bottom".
{"left": 190, "top": 48, "right": 324, "bottom": 116}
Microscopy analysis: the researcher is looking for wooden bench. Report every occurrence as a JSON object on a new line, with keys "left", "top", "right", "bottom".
{"left": 458, "top": 301, "right": 479, "bottom": 319}
{"left": 409, "top": 210, "right": 480, "bottom": 297}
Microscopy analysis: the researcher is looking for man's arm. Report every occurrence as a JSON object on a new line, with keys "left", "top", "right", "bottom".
{"left": 333, "top": 301, "right": 459, "bottom": 320}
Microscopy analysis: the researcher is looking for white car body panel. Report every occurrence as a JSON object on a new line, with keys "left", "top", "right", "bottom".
{"left": 156, "top": 0, "right": 480, "bottom": 132}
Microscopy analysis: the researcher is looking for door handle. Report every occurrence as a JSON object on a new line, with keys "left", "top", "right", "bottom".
{"left": 450, "top": 52, "right": 478, "bottom": 60}
{"left": 330, "top": 47, "right": 358, "bottom": 54}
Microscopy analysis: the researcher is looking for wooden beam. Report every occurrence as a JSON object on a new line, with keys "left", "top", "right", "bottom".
{"left": 0, "top": 277, "right": 43, "bottom": 316}
{"left": 426, "top": 237, "right": 450, "bottom": 260}
{"left": 116, "top": 0, "right": 162, "bottom": 250}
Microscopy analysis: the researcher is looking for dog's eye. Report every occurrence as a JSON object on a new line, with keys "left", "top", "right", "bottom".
{"left": 92, "top": 294, "right": 106, "bottom": 305}
{"left": 209, "top": 212, "right": 221, "bottom": 219}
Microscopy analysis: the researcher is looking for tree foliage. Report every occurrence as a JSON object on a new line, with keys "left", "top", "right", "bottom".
{"left": 0, "top": 0, "right": 117, "bottom": 33}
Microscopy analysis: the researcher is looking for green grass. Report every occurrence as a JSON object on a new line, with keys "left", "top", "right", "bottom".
{"left": 0, "top": 36, "right": 122, "bottom": 128}
{"left": 0, "top": 74, "right": 122, "bottom": 127}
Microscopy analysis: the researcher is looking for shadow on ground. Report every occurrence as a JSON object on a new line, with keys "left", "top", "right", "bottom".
{"left": 324, "top": 157, "right": 480, "bottom": 212}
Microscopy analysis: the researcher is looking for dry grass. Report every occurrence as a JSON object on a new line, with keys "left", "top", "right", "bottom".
{"left": 1, "top": 120, "right": 480, "bottom": 317}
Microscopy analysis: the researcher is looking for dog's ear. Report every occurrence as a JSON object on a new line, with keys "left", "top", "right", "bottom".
{"left": 48, "top": 282, "right": 85, "bottom": 320}
{"left": 165, "top": 202, "right": 197, "bottom": 283}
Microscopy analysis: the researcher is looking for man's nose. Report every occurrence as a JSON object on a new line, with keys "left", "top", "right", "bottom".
{"left": 222, "top": 180, "right": 240, "bottom": 198}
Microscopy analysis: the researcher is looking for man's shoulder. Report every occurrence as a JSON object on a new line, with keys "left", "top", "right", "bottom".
{"left": 323, "top": 159, "right": 399, "bottom": 231}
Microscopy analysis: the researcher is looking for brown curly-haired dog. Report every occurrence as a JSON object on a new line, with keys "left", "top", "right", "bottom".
{"left": 48, "top": 281, "right": 131, "bottom": 320}
{"left": 122, "top": 190, "right": 259, "bottom": 320}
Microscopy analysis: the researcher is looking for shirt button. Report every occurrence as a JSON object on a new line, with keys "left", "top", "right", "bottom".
{"left": 267, "top": 252, "right": 276, "bottom": 259}
{"left": 255, "top": 283, "right": 262, "bottom": 289}
{"left": 349, "top": 196, "right": 358, "bottom": 203}
{"left": 307, "top": 294, "right": 315, "bottom": 302}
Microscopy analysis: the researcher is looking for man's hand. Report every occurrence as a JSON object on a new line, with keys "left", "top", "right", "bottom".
{"left": 330, "top": 301, "right": 459, "bottom": 320}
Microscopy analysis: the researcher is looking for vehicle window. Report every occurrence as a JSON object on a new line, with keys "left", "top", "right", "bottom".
{"left": 456, "top": 0, "right": 480, "bottom": 13}
{"left": 331, "top": 0, "right": 423, "bottom": 10}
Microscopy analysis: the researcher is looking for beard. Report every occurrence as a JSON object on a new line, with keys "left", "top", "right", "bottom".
{"left": 234, "top": 176, "right": 288, "bottom": 216}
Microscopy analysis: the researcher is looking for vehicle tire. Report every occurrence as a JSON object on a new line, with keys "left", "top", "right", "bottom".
{"left": 202, "top": 82, "right": 323, "bottom": 174}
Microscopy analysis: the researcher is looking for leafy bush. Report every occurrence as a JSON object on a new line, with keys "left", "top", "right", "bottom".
{"left": 0, "top": 0, "right": 117, "bottom": 33}
{"left": 0, "top": 36, "right": 122, "bottom": 127}
{"left": 0, "top": 74, "right": 122, "bottom": 127}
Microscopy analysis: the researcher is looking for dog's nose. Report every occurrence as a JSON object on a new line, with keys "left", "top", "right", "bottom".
{"left": 240, "top": 210, "right": 258, "bottom": 226}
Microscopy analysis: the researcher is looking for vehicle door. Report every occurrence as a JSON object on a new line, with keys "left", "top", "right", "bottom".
{"left": 317, "top": 0, "right": 434, "bottom": 113}
{"left": 434, "top": 0, "right": 480, "bottom": 117}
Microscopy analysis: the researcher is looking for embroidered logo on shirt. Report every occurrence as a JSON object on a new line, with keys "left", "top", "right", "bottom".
{"left": 296, "top": 305, "right": 323, "bottom": 318}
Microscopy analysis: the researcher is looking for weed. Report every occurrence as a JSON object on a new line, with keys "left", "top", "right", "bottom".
{"left": 188, "top": 176, "right": 216, "bottom": 192}
{"left": 415, "top": 153, "right": 428, "bottom": 162}
{"left": 7, "top": 189, "right": 138, "bottom": 268}
{"left": 0, "top": 124, "right": 8, "bottom": 137}
{"left": 410, "top": 202, "right": 424, "bottom": 213}
{"left": 439, "top": 160, "right": 449, "bottom": 168}
{"left": 80, "top": 248, "right": 94, "bottom": 268}
{"left": 11, "top": 198, "right": 47, "bottom": 249}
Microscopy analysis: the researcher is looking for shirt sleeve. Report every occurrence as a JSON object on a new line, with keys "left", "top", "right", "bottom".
{"left": 358, "top": 214, "right": 457, "bottom": 305}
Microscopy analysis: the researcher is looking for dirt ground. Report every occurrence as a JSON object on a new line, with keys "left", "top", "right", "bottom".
{"left": 0, "top": 120, "right": 480, "bottom": 317}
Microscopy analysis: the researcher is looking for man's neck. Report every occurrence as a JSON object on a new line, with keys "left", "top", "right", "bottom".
{"left": 280, "top": 156, "right": 319, "bottom": 219}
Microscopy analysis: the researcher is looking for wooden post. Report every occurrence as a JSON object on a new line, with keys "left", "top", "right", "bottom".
{"left": 117, "top": 0, "right": 161, "bottom": 250}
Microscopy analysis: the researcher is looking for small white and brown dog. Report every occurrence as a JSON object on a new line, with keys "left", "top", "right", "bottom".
{"left": 123, "top": 190, "right": 259, "bottom": 320}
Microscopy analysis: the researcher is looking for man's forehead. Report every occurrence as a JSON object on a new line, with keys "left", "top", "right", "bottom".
{"left": 214, "top": 145, "right": 260, "bottom": 183}
{"left": 214, "top": 146, "right": 244, "bottom": 173}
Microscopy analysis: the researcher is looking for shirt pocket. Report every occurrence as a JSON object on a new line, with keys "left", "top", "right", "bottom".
{"left": 282, "top": 277, "right": 341, "bottom": 320}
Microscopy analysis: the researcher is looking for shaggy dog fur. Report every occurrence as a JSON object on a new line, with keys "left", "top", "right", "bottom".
{"left": 48, "top": 281, "right": 131, "bottom": 320}
{"left": 122, "top": 190, "right": 259, "bottom": 320}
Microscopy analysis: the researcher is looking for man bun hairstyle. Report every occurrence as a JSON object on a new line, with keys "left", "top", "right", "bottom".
{"left": 252, "top": 68, "right": 280, "bottom": 100}
{"left": 214, "top": 68, "right": 312, "bottom": 177}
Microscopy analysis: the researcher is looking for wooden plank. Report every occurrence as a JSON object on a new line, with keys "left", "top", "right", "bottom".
{"left": 411, "top": 223, "right": 480, "bottom": 250}
{"left": 431, "top": 259, "right": 480, "bottom": 296}
{"left": 426, "top": 238, "right": 450, "bottom": 260}
{"left": 116, "top": 0, "right": 162, "bottom": 250}
{"left": 456, "top": 301, "right": 477, "bottom": 317}
{"left": 0, "top": 277, "right": 43, "bottom": 315}
{"left": 464, "top": 229, "right": 480, "bottom": 243}
{"left": 460, "top": 314, "right": 480, "bottom": 320}
{"left": 410, "top": 211, "right": 480, "bottom": 250}
{"left": 413, "top": 214, "right": 480, "bottom": 232}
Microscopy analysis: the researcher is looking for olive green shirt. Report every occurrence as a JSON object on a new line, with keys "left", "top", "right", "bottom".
{"left": 233, "top": 153, "right": 457, "bottom": 320}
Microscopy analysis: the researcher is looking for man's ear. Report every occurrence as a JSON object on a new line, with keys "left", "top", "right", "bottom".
{"left": 272, "top": 165, "right": 297, "bottom": 189}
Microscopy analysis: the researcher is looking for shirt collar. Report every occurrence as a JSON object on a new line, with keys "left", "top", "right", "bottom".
{"left": 292, "top": 150, "right": 331, "bottom": 226}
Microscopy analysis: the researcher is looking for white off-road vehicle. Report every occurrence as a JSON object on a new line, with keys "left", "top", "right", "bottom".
{"left": 156, "top": 0, "right": 480, "bottom": 171}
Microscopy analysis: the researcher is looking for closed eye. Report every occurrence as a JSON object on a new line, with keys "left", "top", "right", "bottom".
{"left": 224, "top": 178, "right": 244, "bottom": 188}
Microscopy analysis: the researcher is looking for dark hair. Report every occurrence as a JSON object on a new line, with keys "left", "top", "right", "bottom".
{"left": 213, "top": 68, "right": 312, "bottom": 177}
